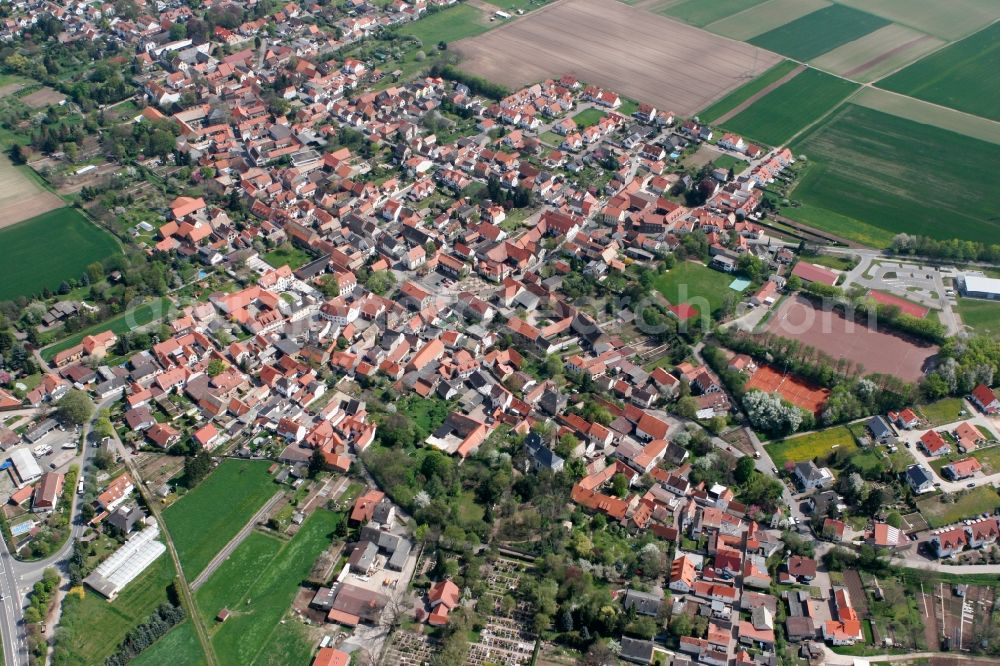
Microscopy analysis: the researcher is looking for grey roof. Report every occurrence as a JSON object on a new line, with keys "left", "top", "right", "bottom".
{"left": 526, "top": 432, "right": 564, "bottom": 471}
{"left": 349, "top": 541, "right": 378, "bottom": 572}
{"left": 867, "top": 416, "right": 893, "bottom": 440}
{"left": 794, "top": 460, "right": 824, "bottom": 481}
{"left": 622, "top": 589, "right": 662, "bottom": 616}
{"left": 907, "top": 464, "right": 934, "bottom": 487}
{"left": 620, "top": 637, "right": 654, "bottom": 663}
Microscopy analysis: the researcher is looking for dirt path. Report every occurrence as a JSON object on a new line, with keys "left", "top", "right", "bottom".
{"left": 712, "top": 64, "right": 806, "bottom": 124}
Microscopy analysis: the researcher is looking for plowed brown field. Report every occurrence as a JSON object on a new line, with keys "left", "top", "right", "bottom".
{"left": 453, "top": 0, "right": 782, "bottom": 115}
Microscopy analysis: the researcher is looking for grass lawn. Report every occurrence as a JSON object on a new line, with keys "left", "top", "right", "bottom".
{"left": 957, "top": 298, "right": 1000, "bottom": 337}
{"left": 877, "top": 22, "right": 1000, "bottom": 122}
{"left": 209, "top": 511, "right": 344, "bottom": 665}
{"left": 398, "top": 4, "right": 491, "bottom": 45}
{"left": 917, "top": 486, "right": 1000, "bottom": 529}
{"left": 722, "top": 69, "right": 858, "bottom": 146}
{"left": 0, "top": 207, "right": 122, "bottom": 301}
{"left": 163, "top": 460, "right": 278, "bottom": 579}
{"left": 54, "top": 554, "right": 176, "bottom": 665}
{"left": 652, "top": 261, "right": 735, "bottom": 316}
{"left": 484, "top": 0, "right": 550, "bottom": 10}
{"left": 788, "top": 104, "right": 1000, "bottom": 245}
{"left": 572, "top": 108, "right": 606, "bottom": 128}
{"left": 130, "top": 620, "right": 206, "bottom": 666}
{"left": 262, "top": 244, "right": 315, "bottom": 270}
{"left": 658, "top": 0, "right": 768, "bottom": 27}
{"left": 711, "top": 154, "right": 749, "bottom": 173}
{"left": 749, "top": 4, "right": 890, "bottom": 61}
{"left": 917, "top": 397, "right": 967, "bottom": 427}
{"left": 618, "top": 99, "right": 640, "bottom": 117}
{"left": 457, "top": 490, "right": 485, "bottom": 525}
{"left": 41, "top": 297, "right": 172, "bottom": 362}
{"left": 930, "top": 445, "right": 1000, "bottom": 476}
{"left": 799, "top": 253, "right": 855, "bottom": 271}
{"left": 849, "top": 450, "right": 886, "bottom": 477}
{"left": 538, "top": 130, "right": 563, "bottom": 146}
{"left": 699, "top": 60, "right": 799, "bottom": 121}
{"left": 765, "top": 425, "right": 857, "bottom": 467}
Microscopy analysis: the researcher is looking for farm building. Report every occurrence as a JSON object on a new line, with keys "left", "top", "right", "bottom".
{"left": 959, "top": 274, "right": 1000, "bottom": 300}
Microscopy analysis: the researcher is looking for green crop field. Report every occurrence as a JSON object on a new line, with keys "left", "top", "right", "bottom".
{"left": 653, "top": 261, "right": 735, "bottom": 316}
{"left": 55, "top": 554, "right": 176, "bottom": 665}
{"left": 658, "top": 0, "right": 768, "bottom": 27}
{"left": 163, "top": 460, "right": 278, "bottom": 579}
{"left": 130, "top": 621, "right": 206, "bottom": 666}
{"left": 572, "top": 108, "right": 606, "bottom": 127}
{"left": 957, "top": 298, "right": 1000, "bottom": 338}
{"left": 788, "top": 104, "right": 1000, "bottom": 245}
{"left": 877, "top": 23, "right": 1000, "bottom": 123}
{"left": 209, "top": 511, "right": 344, "bottom": 665}
{"left": 765, "top": 425, "right": 857, "bottom": 467}
{"left": 398, "top": 4, "right": 491, "bottom": 45}
{"left": 195, "top": 531, "right": 284, "bottom": 624}
{"left": 835, "top": 0, "right": 999, "bottom": 41}
{"left": 41, "top": 297, "right": 172, "bottom": 362}
{"left": 748, "top": 4, "right": 890, "bottom": 61}
{"left": 722, "top": 68, "right": 857, "bottom": 146}
{"left": 699, "top": 60, "right": 799, "bottom": 122}
{"left": 705, "top": 0, "right": 828, "bottom": 41}
{"left": 918, "top": 486, "right": 1000, "bottom": 529}
{"left": 0, "top": 207, "right": 121, "bottom": 302}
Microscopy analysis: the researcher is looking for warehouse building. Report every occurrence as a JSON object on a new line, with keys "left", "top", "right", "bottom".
{"left": 959, "top": 274, "right": 1000, "bottom": 300}
{"left": 8, "top": 448, "right": 43, "bottom": 486}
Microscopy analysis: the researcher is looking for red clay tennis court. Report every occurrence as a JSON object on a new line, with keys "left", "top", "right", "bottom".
{"left": 746, "top": 364, "right": 830, "bottom": 415}
{"left": 867, "top": 290, "right": 929, "bottom": 318}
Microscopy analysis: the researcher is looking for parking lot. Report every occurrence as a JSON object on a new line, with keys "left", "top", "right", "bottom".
{"left": 2, "top": 424, "right": 81, "bottom": 496}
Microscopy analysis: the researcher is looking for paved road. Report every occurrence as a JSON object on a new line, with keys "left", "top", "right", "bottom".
{"left": 0, "top": 535, "right": 27, "bottom": 666}
{"left": 0, "top": 394, "right": 112, "bottom": 666}
{"left": 894, "top": 404, "right": 1000, "bottom": 494}
{"left": 190, "top": 491, "right": 284, "bottom": 591}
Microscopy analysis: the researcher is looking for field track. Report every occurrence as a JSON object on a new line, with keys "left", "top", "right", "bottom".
{"left": 842, "top": 33, "right": 936, "bottom": 79}
{"left": 713, "top": 64, "right": 804, "bottom": 124}
{"left": 454, "top": 0, "right": 781, "bottom": 116}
